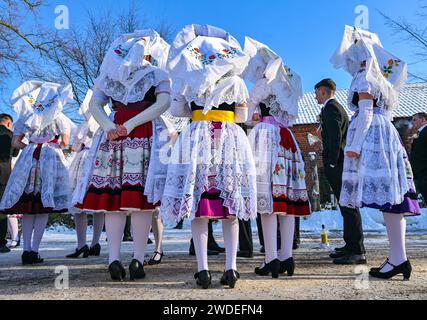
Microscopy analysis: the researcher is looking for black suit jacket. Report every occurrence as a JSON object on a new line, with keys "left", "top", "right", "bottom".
{"left": 320, "top": 99, "right": 349, "bottom": 167}
{"left": 0, "top": 126, "right": 19, "bottom": 195}
{"left": 410, "top": 126, "right": 427, "bottom": 180}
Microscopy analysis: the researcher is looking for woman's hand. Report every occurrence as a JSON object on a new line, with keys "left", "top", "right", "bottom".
{"left": 116, "top": 124, "right": 128, "bottom": 137}
{"left": 252, "top": 113, "right": 261, "bottom": 122}
{"left": 107, "top": 129, "right": 120, "bottom": 141}
{"left": 346, "top": 151, "right": 360, "bottom": 158}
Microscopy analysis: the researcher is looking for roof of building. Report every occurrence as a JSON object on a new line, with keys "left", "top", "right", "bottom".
{"left": 295, "top": 82, "right": 427, "bottom": 125}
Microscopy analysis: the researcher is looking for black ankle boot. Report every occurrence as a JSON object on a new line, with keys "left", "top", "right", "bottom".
{"left": 66, "top": 245, "right": 89, "bottom": 259}
{"left": 129, "top": 259, "right": 146, "bottom": 281}
{"left": 21, "top": 251, "right": 33, "bottom": 265}
{"left": 220, "top": 269, "right": 240, "bottom": 288}
{"left": 255, "top": 259, "right": 280, "bottom": 278}
{"left": 108, "top": 261, "right": 126, "bottom": 281}
{"left": 369, "top": 260, "right": 412, "bottom": 280}
{"left": 194, "top": 270, "right": 211, "bottom": 289}
{"left": 279, "top": 257, "right": 295, "bottom": 276}
{"left": 30, "top": 251, "right": 44, "bottom": 264}
{"left": 88, "top": 243, "right": 101, "bottom": 256}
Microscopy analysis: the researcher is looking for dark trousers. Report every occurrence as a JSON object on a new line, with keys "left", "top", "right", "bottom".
{"left": 324, "top": 163, "right": 366, "bottom": 255}
{"left": 0, "top": 217, "right": 7, "bottom": 247}
{"left": 124, "top": 216, "right": 132, "bottom": 238}
{"left": 415, "top": 178, "right": 427, "bottom": 205}
{"left": 238, "top": 219, "right": 253, "bottom": 253}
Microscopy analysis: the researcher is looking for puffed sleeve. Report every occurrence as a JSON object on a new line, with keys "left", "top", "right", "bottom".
{"left": 55, "top": 113, "right": 74, "bottom": 136}
{"left": 155, "top": 80, "right": 171, "bottom": 96}
{"left": 234, "top": 105, "right": 248, "bottom": 123}
{"left": 170, "top": 95, "right": 192, "bottom": 118}
{"left": 345, "top": 99, "right": 374, "bottom": 154}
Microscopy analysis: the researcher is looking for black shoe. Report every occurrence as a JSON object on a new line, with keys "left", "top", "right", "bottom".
{"left": 237, "top": 250, "right": 254, "bottom": 258}
{"left": 334, "top": 246, "right": 347, "bottom": 252}
{"left": 0, "top": 245, "right": 10, "bottom": 253}
{"left": 123, "top": 236, "right": 133, "bottom": 242}
{"left": 329, "top": 250, "right": 348, "bottom": 259}
{"left": 280, "top": 257, "right": 295, "bottom": 276}
{"left": 208, "top": 242, "right": 225, "bottom": 253}
{"left": 129, "top": 259, "right": 146, "bottom": 280}
{"left": 147, "top": 251, "right": 164, "bottom": 265}
{"left": 220, "top": 269, "right": 240, "bottom": 288}
{"left": 21, "top": 251, "right": 32, "bottom": 265}
{"left": 173, "top": 221, "right": 183, "bottom": 230}
{"left": 66, "top": 245, "right": 89, "bottom": 259}
{"left": 333, "top": 253, "right": 367, "bottom": 265}
{"left": 370, "top": 258, "right": 389, "bottom": 273}
{"left": 108, "top": 261, "right": 126, "bottom": 281}
{"left": 255, "top": 259, "right": 280, "bottom": 278}
{"left": 194, "top": 270, "right": 211, "bottom": 289}
{"left": 88, "top": 243, "right": 101, "bottom": 256}
{"left": 30, "top": 251, "right": 44, "bottom": 264}
{"left": 369, "top": 260, "right": 412, "bottom": 280}
{"left": 260, "top": 246, "right": 265, "bottom": 254}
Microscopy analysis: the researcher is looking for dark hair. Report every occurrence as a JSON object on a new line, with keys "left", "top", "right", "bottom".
{"left": 0, "top": 113, "right": 13, "bottom": 123}
{"left": 315, "top": 79, "right": 337, "bottom": 92}
{"left": 414, "top": 112, "right": 427, "bottom": 121}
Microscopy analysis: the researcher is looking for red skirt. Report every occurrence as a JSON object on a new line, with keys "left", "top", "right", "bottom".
{"left": 272, "top": 128, "right": 311, "bottom": 216}
{"left": 77, "top": 102, "right": 155, "bottom": 212}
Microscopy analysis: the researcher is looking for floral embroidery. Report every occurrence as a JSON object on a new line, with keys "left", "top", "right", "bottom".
{"left": 273, "top": 163, "right": 285, "bottom": 176}
{"left": 114, "top": 44, "right": 129, "bottom": 59}
{"left": 27, "top": 94, "right": 57, "bottom": 113}
{"left": 383, "top": 59, "right": 401, "bottom": 78}
{"left": 187, "top": 46, "right": 240, "bottom": 65}
{"left": 284, "top": 65, "right": 294, "bottom": 78}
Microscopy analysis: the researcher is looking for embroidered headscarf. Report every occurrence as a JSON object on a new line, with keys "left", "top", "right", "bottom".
{"left": 330, "top": 25, "right": 407, "bottom": 110}
{"left": 168, "top": 24, "right": 249, "bottom": 113}
{"left": 95, "top": 29, "right": 170, "bottom": 104}
{"left": 244, "top": 37, "right": 303, "bottom": 126}
{"left": 11, "top": 80, "right": 73, "bottom": 131}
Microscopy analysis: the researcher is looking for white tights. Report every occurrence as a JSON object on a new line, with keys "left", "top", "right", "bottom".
{"left": 191, "top": 217, "right": 239, "bottom": 272}
{"left": 105, "top": 211, "right": 152, "bottom": 265}
{"left": 261, "top": 214, "right": 295, "bottom": 263}
{"left": 381, "top": 213, "right": 407, "bottom": 273}
{"left": 22, "top": 214, "right": 49, "bottom": 253}
{"left": 7, "top": 216, "right": 19, "bottom": 242}
{"left": 74, "top": 213, "right": 105, "bottom": 249}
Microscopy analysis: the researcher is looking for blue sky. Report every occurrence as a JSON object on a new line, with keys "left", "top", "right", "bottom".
{"left": 1, "top": 0, "right": 425, "bottom": 114}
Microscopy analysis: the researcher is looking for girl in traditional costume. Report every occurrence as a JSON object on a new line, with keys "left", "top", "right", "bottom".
{"left": 244, "top": 37, "right": 311, "bottom": 278}
{"left": 161, "top": 24, "right": 257, "bottom": 289}
{"left": 0, "top": 81, "right": 74, "bottom": 265}
{"left": 74, "top": 30, "right": 172, "bottom": 281}
{"left": 331, "top": 26, "right": 421, "bottom": 280}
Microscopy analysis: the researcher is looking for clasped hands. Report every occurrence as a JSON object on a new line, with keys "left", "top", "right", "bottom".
{"left": 107, "top": 124, "right": 128, "bottom": 141}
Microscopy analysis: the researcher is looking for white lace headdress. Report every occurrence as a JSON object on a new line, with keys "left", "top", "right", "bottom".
{"left": 94, "top": 29, "right": 170, "bottom": 105}
{"left": 11, "top": 80, "right": 73, "bottom": 131}
{"left": 167, "top": 24, "right": 250, "bottom": 113}
{"left": 330, "top": 25, "right": 407, "bottom": 110}
{"left": 243, "top": 37, "right": 302, "bottom": 126}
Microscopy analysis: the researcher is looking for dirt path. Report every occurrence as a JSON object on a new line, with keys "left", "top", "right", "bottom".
{"left": 0, "top": 230, "right": 426, "bottom": 300}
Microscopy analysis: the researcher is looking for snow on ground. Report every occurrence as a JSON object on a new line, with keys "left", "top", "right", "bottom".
{"left": 44, "top": 208, "right": 427, "bottom": 240}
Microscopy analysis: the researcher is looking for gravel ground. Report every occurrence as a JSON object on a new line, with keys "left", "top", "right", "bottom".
{"left": 0, "top": 229, "right": 426, "bottom": 300}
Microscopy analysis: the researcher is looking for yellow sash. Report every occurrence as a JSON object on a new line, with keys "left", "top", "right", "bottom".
{"left": 191, "top": 109, "right": 235, "bottom": 122}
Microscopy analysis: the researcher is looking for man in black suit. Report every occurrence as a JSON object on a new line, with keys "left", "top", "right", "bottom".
{"left": 410, "top": 112, "right": 427, "bottom": 203}
{"left": 314, "top": 79, "right": 366, "bottom": 265}
{"left": 0, "top": 114, "right": 19, "bottom": 253}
